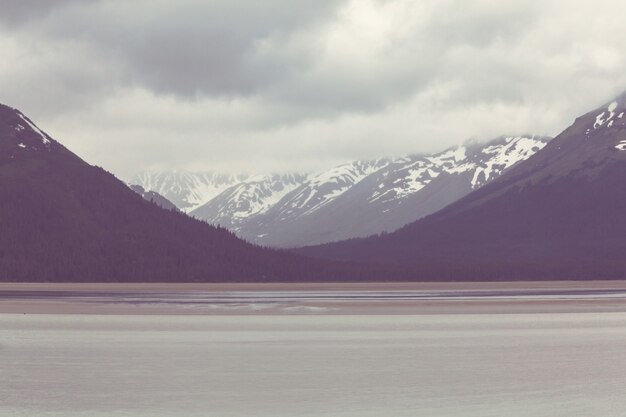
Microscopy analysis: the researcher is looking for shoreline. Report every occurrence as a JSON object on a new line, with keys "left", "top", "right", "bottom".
{"left": 1, "top": 281, "right": 626, "bottom": 315}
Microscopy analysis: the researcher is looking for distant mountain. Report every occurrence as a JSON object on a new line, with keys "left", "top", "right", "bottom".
{"left": 189, "top": 159, "right": 392, "bottom": 243}
{"left": 296, "top": 92, "right": 626, "bottom": 280}
{"left": 0, "top": 102, "right": 365, "bottom": 282}
{"left": 132, "top": 170, "right": 249, "bottom": 212}
{"left": 176, "top": 137, "right": 548, "bottom": 248}
{"left": 189, "top": 173, "right": 307, "bottom": 232}
{"left": 241, "top": 137, "right": 549, "bottom": 247}
{"left": 128, "top": 184, "right": 179, "bottom": 212}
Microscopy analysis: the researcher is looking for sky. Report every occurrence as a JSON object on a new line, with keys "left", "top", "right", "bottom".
{"left": 2, "top": 0, "right": 626, "bottom": 180}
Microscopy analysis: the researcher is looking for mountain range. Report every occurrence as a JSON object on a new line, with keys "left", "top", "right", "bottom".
{"left": 2, "top": 90, "right": 625, "bottom": 282}
{"left": 134, "top": 136, "right": 549, "bottom": 247}
{"left": 296, "top": 92, "right": 626, "bottom": 280}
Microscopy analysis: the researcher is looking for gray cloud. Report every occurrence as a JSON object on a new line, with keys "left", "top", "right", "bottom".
{"left": 0, "top": 0, "right": 91, "bottom": 26}
{"left": 1, "top": 0, "right": 626, "bottom": 178}
{"left": 10, "top": 1, "right": 342, "bottom": 97}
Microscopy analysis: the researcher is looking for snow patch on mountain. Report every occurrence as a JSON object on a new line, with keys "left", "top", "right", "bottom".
{"left": 18, "top": 113, "right": 51, "bottom": 145}
{"left": 223, "top": 175, "right": 304, "bottom": 220}
{"left": 594, "top": 101, "right": 624, "bottom": 130}
{"left": 616, "top": 140, "right": 626, "bottom": 151}
{"left": 270, "top": 159, "right": 391, "bottom": 220}
{"left": 368, "top": 136, "right": 547, "bottom": 205}
{"left": 298, "top": 160, "right": 390, "bottom": 215}
{"left": 471, "top": 136, "right": 545, "bottom": 187}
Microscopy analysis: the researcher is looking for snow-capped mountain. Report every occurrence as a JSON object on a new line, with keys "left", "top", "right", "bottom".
{"left": 370, "top": 136, "right": 548, "bottom": 205}
{"left": 239, "top": 136, "right": 549, "bottom": 247}
{"left": 189, "top": 159, "right": 392, "bottom": 243}
{"left": 296, "top": 92, "right": 626, "bottom": 281}
{"left": 135, "top": 137, "right": 548, "bottom": 248}
{"left": 189, "top": 173, "right": 307, "bottom": 232}
{"left": 257, "top": 159, "right": 392, "bottom": 221}
{"left": 131, "top": 170, "right": 249, "bottom": 212}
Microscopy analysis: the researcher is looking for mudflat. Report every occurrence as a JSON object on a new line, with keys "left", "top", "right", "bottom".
{"left": 0, "top": 281, "right": 625, "bottom": 315}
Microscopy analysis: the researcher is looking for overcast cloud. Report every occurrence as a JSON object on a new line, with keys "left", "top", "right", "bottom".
{"left": 1, "top": 0, "right": 626, "bottom": 178}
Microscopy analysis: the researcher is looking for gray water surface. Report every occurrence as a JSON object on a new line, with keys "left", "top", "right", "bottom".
{"left": 1, "top": 313, "right": 626, "bottom": 416}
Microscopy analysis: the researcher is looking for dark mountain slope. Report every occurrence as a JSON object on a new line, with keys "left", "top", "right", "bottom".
{"left": 0, "top": 103, "right": 370, "bottom": 282}
{"left": 296, "top": 93, "right": 626, "bottom": 280}
{"left": 129, "top": 184, "right": 179, "bottom": 211}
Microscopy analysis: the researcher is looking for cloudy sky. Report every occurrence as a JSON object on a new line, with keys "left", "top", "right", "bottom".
{"left": 2, "top": 0, "right": 626, "bottom": 179}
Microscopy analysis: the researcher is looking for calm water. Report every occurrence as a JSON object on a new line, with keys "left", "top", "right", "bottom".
{"left": 2, "top": 313, "right": 626, "bottom": 416}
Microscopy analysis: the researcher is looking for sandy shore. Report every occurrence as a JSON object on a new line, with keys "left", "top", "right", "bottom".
{"left": 1, "top": 281, "right": 625, "bottom": 315}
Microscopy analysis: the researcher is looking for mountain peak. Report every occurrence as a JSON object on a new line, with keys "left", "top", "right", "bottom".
{"left": 586, "top": 97, "right": 626, "bottom": 153}
{"left": 0, "top": 104, "right": 54, "bottom": 158}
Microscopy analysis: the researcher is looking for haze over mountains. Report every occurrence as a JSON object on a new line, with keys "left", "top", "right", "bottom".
{"left": 132, "top": 171, "right": 249, "bottom": 212}
{"left": 134, "top": 136, "right": 549, "bottom": 247}
{"left": 297, "top": 92, "right": 626, "bottom": 280}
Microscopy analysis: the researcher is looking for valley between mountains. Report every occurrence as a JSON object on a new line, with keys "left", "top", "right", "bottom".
{"left": 132, "top": 136, "right": 549, "bottom": 247}
{"left": 2, "top": 90, "right": 626, "bottom": 281}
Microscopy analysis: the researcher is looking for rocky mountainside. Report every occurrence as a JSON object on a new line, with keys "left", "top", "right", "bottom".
{"left": 296, "top": 92, "right": 626, "bottom": 280}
